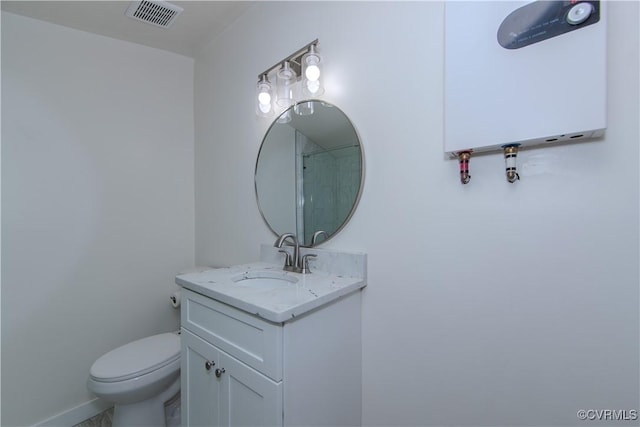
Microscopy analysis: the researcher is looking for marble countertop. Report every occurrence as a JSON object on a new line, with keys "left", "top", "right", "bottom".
{"left": 176, "top": 261, "right": 366, "bottom": 323}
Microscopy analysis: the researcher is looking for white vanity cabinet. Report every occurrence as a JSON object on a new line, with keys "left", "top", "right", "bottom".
{"left": 180, "top": 286, "right": 362, "bottom": 427}
{"left": 181, "top": 329, "right": 282, "bottom": 426}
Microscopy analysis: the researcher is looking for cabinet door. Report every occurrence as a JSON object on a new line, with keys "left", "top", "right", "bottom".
{"left": 182, "top": 329, "right": 221, "bottom": 427}
{"left": 218, "top": 351, "right": 283, "bottom": 427}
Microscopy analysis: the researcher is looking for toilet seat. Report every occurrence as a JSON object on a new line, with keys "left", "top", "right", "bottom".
{"left": 90, "top": 333, "right": 180, "bottom": 383}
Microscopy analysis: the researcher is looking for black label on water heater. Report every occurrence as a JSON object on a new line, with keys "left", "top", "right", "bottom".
{"left": 497, "top": 1, "right": 600, "bottom": 50}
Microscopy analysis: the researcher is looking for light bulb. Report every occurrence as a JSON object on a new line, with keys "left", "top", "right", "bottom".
{"left": 256, "top": 75, "right": 274, "bottom": 117}
{"left": 258, "top": 91, "right": 271, "bottom": 105}
{"left": 305, "top": 64, "right": 320, "bottom": 81}
{"left": 306, "top": 79, "right": 320, "bottom": 94}
{"left": 301, "top": 46, "right": 323, "bottom": 97}
{"left": 258, "top": 101, "right": 271, "bottom": 114}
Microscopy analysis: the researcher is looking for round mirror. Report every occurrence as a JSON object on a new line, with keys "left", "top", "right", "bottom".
{"left": 255, "top": 100, "right": 364, "bottom": 247}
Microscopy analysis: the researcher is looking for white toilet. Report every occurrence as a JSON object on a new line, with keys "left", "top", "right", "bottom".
{"left": 87, "top": 332, "right": 181, "bottom": 427}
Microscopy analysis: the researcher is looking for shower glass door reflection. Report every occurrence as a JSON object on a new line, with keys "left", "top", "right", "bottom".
{"left": 296, "top": 129, "right": 361, "bottom": 244}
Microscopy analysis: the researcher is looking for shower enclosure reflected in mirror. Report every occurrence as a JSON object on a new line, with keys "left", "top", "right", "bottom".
{"left": 255, "top": 101, "right": 364, "bottom": 247}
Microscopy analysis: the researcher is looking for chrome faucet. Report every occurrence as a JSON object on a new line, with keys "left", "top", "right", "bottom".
{"left": 274, "top": 233, "right": 299, "bottom": 272}
{"left": 274, "top": 233, "right": 316, "bottom": 273}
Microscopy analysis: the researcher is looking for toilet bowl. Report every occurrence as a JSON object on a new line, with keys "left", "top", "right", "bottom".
{"left": 87, "top": 332, "right": 181, "bottom": 427}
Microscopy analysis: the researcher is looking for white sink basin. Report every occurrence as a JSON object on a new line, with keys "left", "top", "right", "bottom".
{"left": 176, "top": 253, "right": 366, "bottom": 322}
{"left": 231, "top": 271, "right": 298, "bottom": 288}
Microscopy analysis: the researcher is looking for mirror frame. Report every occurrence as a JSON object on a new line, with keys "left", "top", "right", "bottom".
{"left": 254, "top": 100, "right": 365, "bottom": 247}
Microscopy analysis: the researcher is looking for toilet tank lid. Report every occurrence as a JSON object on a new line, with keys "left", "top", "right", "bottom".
{"left": 90, "top": 332, "right": 180, "bottom": 381}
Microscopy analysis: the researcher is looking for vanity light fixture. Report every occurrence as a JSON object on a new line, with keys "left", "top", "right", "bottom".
{"left": 256, "top": 74, "right": 274, "bottom": 117}
{"left": 276, "top": 61, "right": 297, "bottom": 108}
{"left": 255, "top": 39, "right": 324, "bottom": 118}
{"left": 301, "top": 44, "right": 324, "bottom": 97}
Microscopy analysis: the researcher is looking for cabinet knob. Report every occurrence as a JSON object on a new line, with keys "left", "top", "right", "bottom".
{"left": 215, "top": 367, "right": 226, "bottom": 378}
{"left": 205, "top": 361, "right": 215, "bottom": 371}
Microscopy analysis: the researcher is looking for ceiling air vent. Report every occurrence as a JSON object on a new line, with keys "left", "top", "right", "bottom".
{"left": 125, "top": 0, "right": 184, "bottom": 28}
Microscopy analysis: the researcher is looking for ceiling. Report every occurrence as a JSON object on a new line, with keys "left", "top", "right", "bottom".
{"left": 1, "top": 1, "right": 256, "bottom": 57}
{"left": 289, "top": 102, "right": 359, "bottom": 153}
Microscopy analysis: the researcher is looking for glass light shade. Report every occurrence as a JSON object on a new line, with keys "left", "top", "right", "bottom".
{"left": 302, "top": 46, "right": 324, "bottom": 97}
{"left": 276, "top": 61, "right": 297, "bottom": 108}
{"left": 276, "top": 108, "right": 292, "bottom": 124}
{"left": 256, "top": 76, "right": 274, "bottom": 117}
{"left": 294, "top": 101, "right": 314, "bottom": 116}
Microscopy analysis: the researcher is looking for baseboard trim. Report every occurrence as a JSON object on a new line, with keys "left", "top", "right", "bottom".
{"left": 32, "top": 398, "right": 113, "bottom": 427}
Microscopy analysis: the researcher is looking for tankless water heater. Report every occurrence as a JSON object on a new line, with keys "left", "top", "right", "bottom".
{"left": 444, "top": 1, "right": 606, "bottom": 156}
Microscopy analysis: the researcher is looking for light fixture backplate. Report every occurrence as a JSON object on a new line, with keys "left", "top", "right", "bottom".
{"left": 258, "top": 39, "right": 319, "bottom": 80}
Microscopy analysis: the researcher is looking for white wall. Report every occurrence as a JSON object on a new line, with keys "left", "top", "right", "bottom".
{"left": 1, "top": 13, "right": 195, "bottom": 426}
{"left": 194, "top": 2, "right": 639, "bottom": 426}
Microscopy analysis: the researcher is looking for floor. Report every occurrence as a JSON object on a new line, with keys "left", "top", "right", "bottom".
{"left": 72, "top": 408, "right": 113, "bottom": 427}
{"left": 71, "top": 394, "right": 180, "bottom": 427}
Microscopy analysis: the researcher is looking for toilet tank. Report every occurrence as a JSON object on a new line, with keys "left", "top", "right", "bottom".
{"left": 444, "top": 1, "right": 607, "bottom": 156}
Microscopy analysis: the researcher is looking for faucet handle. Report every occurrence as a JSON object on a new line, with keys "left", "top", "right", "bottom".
{"left": 278, "top": 249, "right": 293, "bottom": 268}
{"left": 300, "top": 254, "right": 317, "bottom": 274}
